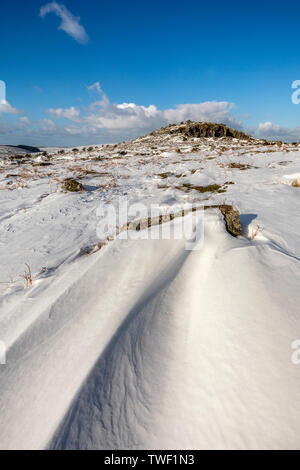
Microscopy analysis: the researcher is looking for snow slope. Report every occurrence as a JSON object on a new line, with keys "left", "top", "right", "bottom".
{"left": 0, "top": 213, "right": 299, "bottom": 450}
{"left": 0, "top": 131, "right": 300, "bottom": 449}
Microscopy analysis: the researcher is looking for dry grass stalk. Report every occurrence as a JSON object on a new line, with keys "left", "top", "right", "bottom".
{"left": 291, "top": 179, "right": 300, "bottom": 187}
{"left": 251, "top": 225, "right": 261, "bottom": 240}
{"left": 22, "top": 264, "right": 33, "bottom": 288}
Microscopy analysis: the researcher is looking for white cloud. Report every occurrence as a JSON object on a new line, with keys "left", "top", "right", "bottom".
{"left": 258, "top": 121, "right": 300, "bottom": 141}
{"left": 85, "top": 101, "right": 163, "bottom": 130}
{"left": 162, "top": 102, "right": 238, "bottom": 127}
{"left": 85, "top": 85, "right": 241, "bottom": 131}
{"left": 258, "top": 122, "right": 279, "bottom": 133}
{"left": 87, "top": 82, "right": 103, "bottom": 95}
{"left": 38, "top": 118, "right": 56, "bottom": 131}
{"left": 48, "top": 106, "right": 81, "bottom": 122}
{"left": 19, "top": 116, "right": 31, "bottom": 126}
{"left": 0, "top": 84, "right": 245, "bottom": 146}
{"left": 40, "top": 2, "right": 89, "bottom": 44}
{"left": 0, "top": 100, "right": 23, "bottom": 116}
{"left": 87, "top": 82, "right": 110, "bottom": 110}
{"left": 47, "top": 84, "right": 240, "bottom": 134}
{"left": 64, "top": 125, "right": 90, "bottom": 135}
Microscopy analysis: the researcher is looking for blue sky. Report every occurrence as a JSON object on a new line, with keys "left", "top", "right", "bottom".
{"left": 1, "top": 0, "right": 300, "bottom": 146}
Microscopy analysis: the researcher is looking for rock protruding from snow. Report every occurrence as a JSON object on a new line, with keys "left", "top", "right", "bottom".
{"left": 150, "top": 121, "right": 253, "bottom": 140}
{"left": 211, "top": 205, "right": 243, "bottom": 237}
{"left": 62, "top": 178, "right": 83, "bottom": 192}
{"left": 121, "top": 204, "right": 242, "bottom": 238}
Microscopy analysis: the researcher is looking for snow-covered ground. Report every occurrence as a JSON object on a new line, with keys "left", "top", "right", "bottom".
{"left": 0, "top": 126, "right": 300, "bottom": 449}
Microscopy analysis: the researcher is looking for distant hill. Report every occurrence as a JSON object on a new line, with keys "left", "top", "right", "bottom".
{"left": 15, "top": 145, "right": 41, "bottom": 153}
{"left": 0, "top": 145, "right": 40, "bottom": 157}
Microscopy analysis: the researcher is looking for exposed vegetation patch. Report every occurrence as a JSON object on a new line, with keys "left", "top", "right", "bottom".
{"left": 73, "top": 166, "right": 110, "bottom": 177}
{"left": 175, "top": 183, "right": 223, "bottom": 194}
{"left": 9, "top": 154, "right": 31, "bottom": 163}
{"left": 227, "top": 162, "right": 258, "bottom": 170}
{"left": 157, "top": 181, "right": 231, "bottom": 194}
{"left": 175, "top": 172, "right": 189, "bottom": 178}
{"left": 94, "top": 155, "right": 124, "bottom": 161}
{"left": 157, "top": 172, "right": 172, "bottom": 179}
{"left": 32, "top": 162, "right": 53, "bottom": 167}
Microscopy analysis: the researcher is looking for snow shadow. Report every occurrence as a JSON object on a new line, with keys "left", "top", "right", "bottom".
{"left": 240, "top": 213, "right": 257, "bottom": 233}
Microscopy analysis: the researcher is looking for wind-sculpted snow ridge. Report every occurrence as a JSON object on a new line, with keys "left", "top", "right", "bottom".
{"left": 48, "top": 214, "right": 300, "bottom": 450}
{"left": 0, "top": 213, "right": 299, "bottom": 450}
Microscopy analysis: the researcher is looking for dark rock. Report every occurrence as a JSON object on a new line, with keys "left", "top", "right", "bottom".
{"left": 121, "top": 204, "right": 242, "bottom": 238}
{"left": 205, "top": 204, "right": 242, "bottom": 237}
{"left": 62, "top": 178, "right": 83, "bottom": 192}
{"left": 172, "top": 122, "right": 251, "bottom": 140}
{"left": 150, "top": 121, "right": 253, "bottom": 141}
{"left": 219, "top": 205, "right": 242, "bottom": 237}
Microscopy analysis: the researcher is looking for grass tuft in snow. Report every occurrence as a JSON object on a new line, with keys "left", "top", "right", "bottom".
{"left": 291, "top": 179, "right": 300, "bottom": 187}
{"left": 21, "top": 264, "right": 33, "bottom": 289}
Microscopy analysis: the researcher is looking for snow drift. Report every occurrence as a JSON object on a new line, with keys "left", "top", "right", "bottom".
{"left": 0, "top": 211, "right": 299, "bottom": 450}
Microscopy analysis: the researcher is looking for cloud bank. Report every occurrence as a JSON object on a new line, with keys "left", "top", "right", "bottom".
{"left": 0, "top": 100, "right": 23, "bottom": 116}
{"left": 258, "top": 121, "right": 300, "bottom": 141}
{"left": 48, "top": 106, "right": 81, "bottom": 122}
{"left": 45, "top": 82, "right": 242, "bottom": 137}
{"left": 40, "top": 2, "right": 89, "bottom": 44}
{"left": 0, "top": 83, "right": 245, "bottom": 146}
